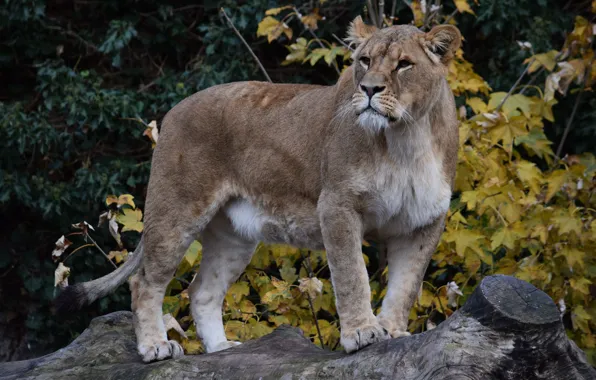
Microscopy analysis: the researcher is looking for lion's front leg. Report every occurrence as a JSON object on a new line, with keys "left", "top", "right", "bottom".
{"left": 376, "top": 218, "right": 444, "bottom": 337}
{"left": 319, "top": 197, "right": 390, "bottom": 353}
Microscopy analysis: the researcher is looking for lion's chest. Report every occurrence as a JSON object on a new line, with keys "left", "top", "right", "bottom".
{"left": 363, "top": 155, "right": 451, "bottom": 236}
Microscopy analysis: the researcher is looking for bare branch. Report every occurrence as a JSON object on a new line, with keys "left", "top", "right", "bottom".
{"left": 367, "top": 0, "right": 379, "bottom": 27}
{"left": 85, "top": 233, "right": 118, "bottom": 269}
{"left": 220, "top": 8, "right": 272, "bottom": 83}
{"left": 332, "top": 33, "right": 353, "bottom": 51}
{"left": 556, "top": 73, "right": 587, "bottom": 158}
{"left": 495, "top": 58, "right": 535, "bottom": 113}
{"left": 299, "top": 250, "right": 325, "bottom": 349}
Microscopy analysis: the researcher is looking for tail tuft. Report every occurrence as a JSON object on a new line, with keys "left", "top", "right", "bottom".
{"left": 55, "top": 284, "right": 89, "bottom": 315}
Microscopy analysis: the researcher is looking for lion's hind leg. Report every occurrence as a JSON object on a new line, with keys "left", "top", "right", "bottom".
{"left": 189, "top": 212, "right": 257, "bottom": 353}
{"left": 131, "top": 197, "right": 225, "bottom": 363}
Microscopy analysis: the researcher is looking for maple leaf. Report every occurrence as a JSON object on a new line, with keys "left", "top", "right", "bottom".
{"left": 487, "top": 117, "right": 528, "bottom": 153}
{"left": 491, "top": 222, "right": 526, "bottom": 250}
{"left": 524, "top": 50, "right": 559, "bottom": 73}
{"left": 454, "top": 0, "right": 475, "bottom": 14}
{"left": 300, "top": 9, "right": 323, "bottom": 30}
{"left": 545, "top": 169, "right": 569, "bottom": 202}
{"left": 516, "top": 160, "right": 543, "bottom": 194}
{"left": 557, "top": 248, "right": 586, "bottom": 270}
{"left": 257, "top": 16, "right": 292, "bottom": 43}
{"left": 552, "top": 208, "right": 582, "bottom": 236}
{"left": 443, "top": 229, "right": 485, "bottom": 257}
{"left": 116, "top": 208, "right": 143, "bottom": 232}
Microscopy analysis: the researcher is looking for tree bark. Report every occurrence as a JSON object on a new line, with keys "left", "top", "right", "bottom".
{"left": 1, "top": 275, "right": 594, "bottom": 380}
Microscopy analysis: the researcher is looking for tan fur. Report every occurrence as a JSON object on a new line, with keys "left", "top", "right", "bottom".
{"left": 68, "top": 19, "right": 461, "bottom": 362}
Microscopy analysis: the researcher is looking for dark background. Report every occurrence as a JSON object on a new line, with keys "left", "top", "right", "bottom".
{"left": 1, "top": 0, "right": 593, "bottom": 361}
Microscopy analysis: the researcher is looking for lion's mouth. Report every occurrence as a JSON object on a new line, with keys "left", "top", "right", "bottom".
{"left": 360, "top": 107, "right": 397, "bottom": 122}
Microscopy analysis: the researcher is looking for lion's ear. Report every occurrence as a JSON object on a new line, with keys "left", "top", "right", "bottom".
{"left": 345, "top": 16, "right": 377, "bottom": 47}
{"left": 421, "top": 25, "right": 461, "bottom": 65}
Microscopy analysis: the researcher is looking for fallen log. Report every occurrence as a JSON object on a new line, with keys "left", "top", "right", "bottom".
{"left": 1, "top": 275, "right": 594, "bottom": 380}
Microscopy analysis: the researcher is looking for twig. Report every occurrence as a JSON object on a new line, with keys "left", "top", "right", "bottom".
{"left": 556, "top": 73, "right": 587, "bottom": 158}
{"left": 299, "top": 250, "right": 325, "bottom": 349}
{"left": 220, "top": 8, "right": 272, "bottom": 83}
{"left": 443, "top": 9, "right": 458, "bottom": 24}
{"left": 495, "top": 58, "right": 535, "bottom": 113}
{"left": 367, "top": 0, "right": 379, "bottom": 27}
{"left": 63, "top": 243, "right": 95, "bottom": 263}
{"left": 332, "top": 33, "right": 353, "bottom": 51}
{"left": 391, "top": 0, "right": 398, "bottom": 20}
{"left": 85, "top": 233, "right": 118, "bottom": 269}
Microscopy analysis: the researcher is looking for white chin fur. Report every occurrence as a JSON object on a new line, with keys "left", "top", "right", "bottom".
{"left": 358, "top": 110, "right": 389, "bottom": 133}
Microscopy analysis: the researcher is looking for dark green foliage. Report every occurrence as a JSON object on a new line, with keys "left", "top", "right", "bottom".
{"left": 0, "top": 0, "right": 592, "bottom": 360}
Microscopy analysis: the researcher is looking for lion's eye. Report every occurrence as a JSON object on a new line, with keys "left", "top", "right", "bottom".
{"left": 395, "top": 60, "right": 413, "bottom": 72}
{"left": 359, "top": 57, "right": 371, "bottom": 67}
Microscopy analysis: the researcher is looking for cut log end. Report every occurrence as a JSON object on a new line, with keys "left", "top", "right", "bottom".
{"left": 461, "top": 274, "right": 561, "bottom": 332}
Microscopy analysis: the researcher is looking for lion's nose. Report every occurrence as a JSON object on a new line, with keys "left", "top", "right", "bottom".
{"left": 360, "top": 85, "right": 385, "bottom": 98}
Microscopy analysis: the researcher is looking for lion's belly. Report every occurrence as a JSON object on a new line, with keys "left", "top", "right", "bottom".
{"left": 223, "top": 198, "right": 324, "bottom": 249}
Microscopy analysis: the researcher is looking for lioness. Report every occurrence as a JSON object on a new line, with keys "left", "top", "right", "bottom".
{"left": 58, "top": 17, "right": 460, "bottom": 362}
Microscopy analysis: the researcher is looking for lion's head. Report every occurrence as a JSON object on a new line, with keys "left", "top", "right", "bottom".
{"left": 346, "top": 17, "right": 461, "bottom": 132}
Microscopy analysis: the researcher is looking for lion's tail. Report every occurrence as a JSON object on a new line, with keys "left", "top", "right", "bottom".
{"left": 55, "top": 238, "right": 144, "bottom": 313}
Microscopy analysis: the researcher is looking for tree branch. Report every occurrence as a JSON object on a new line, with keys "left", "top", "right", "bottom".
{"left": 495, "top": 58, "right": 535, "bottom": 113}
{"left": 220, "top": 8, "right": 272, "bottom": 83}
{"left": 555, "top": 73, "right": 587, "bottom": 158}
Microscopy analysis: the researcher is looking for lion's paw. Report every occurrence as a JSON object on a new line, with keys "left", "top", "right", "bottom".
{"left": 209, "top": 340, "right": 242, "bottom": 353}
{"left": 376, "top": 315, "right": 411, "bottom": 339}
{"left": 341, "top": 323, "right": 390, "bottom": 353}
{"left": 139, "top": 340, "right": 184, "bottom": 363}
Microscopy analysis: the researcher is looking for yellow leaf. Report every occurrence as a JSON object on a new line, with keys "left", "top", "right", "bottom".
{"left": 116, "top": 208, "right": 143, "bottom": 232}
{"left": 524, "top": 50, "right": 559, "bottom": 73}
{"left": 107, "top": 249, "right": 128, "bottom": 264}
{"left": 417, "top": 288, "right": 434, "bottom": 307}
{"left": 551, "top": 208, "right": 582, "bottom": 236}
{"left": 262, "top": 277, "right": 292, "bottom": 304}
{"left": 301, "top": 10, "right": 322, "bottom": 30}
{"left": 181, "top": 339, "right": 204, "bottom": 354}
{"left": 239, "top": 299, "right": 257, "bottom": 321}
{"left": 491, "top": 222, "right": 526, "bottom": 250}
{"left": 162, "top": 295, "right": 181, "bottom": 316}
{"left": 514, "top": 128, "right": 554, "bottom": 160}
{"left": 106, "top": 194, "right": 135, "bottom": 208}
{"left": 516, "top": 160, "right": 543, "bottom": 194}
{"left": 487, "top": 118, "right": 528, "bottom": 153}
{"left": 279, "top": 263, "right": 298, "bottom": 284}
{"left": 558, "top": 249, "right": 586, "bottom": 271}
{"left": 572, "top": 305, "right": 592, "bottom": 333}
{"left": 443, "top": 229, "right": 485, "bottom": 257}
{"left": 257, "top": 16, "right": 292, "bottom": 43}
{"left": 466, "top": 97, "right": 488, "bottom": 114}
{"left": 545, "top": 169, "right": 569, "bottom": 202}
{"left": 247, "top": 318, "right": 273, "bottom": 339}
{"left": 282, "top": 37, "right": 308, "bottom": 65}
{"left": 454, "top": 0, "right": 475, "bottom": 14}
{"left": 265, "top": 5, "right": 293, "bottom": 15}
{"left": 106, "top": 194, "right": 118, "bottom": 206}
{"left": 226, "top": 281, "right": 250, "bottom": 305}
{"left": 184, "top": 240, "right": 202, "bottom": 267}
